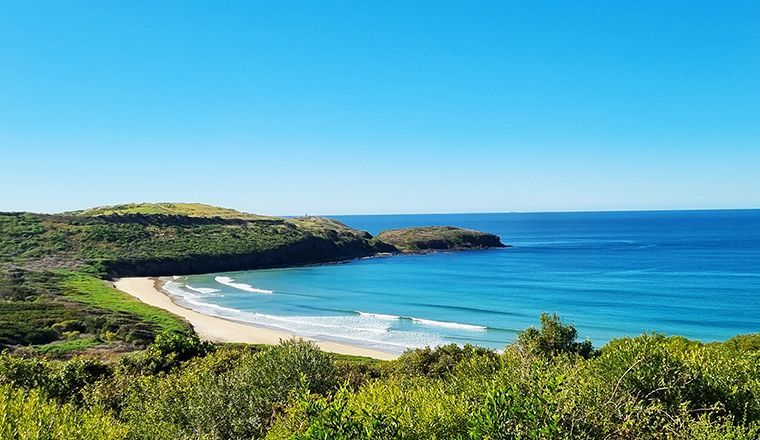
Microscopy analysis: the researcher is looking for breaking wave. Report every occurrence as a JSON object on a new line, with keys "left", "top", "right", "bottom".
{"left": 409, "top": 317, "right": 487, "bottom": 331}
{"left": 162, "top": 282, "right": 442, "bottom": 352}
{"left": 356, "top": 311, "right": 401, "bottom": 320}
{"left": 185, "top": 284, "right": 221, "bottom": 294}
{"left": 356, "top": 311, "right": 487, "bottom": 331}
{"left": 214, "top": 276, "right": 273, "bottom": 294}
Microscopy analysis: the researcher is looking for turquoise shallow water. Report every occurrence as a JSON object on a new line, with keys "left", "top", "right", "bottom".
{"left": 167, "top": 210, "right": 760, "bottom": 354}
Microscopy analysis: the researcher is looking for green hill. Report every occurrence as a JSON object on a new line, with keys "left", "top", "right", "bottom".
{"left": 0, "top": 211, "right": 375, "bottom": 278}
{"left": 67, "top": 202, "right": 269, "bottom": 219}
{"left": 0, "top": 204, "right": 504, "bottom": 278}
{"left": 0, "top": 203, "right": 506, "bottom": 356}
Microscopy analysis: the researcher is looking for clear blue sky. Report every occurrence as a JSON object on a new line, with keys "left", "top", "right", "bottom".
{"left": 1, "top": 1, "right": 758, "bottom": 215}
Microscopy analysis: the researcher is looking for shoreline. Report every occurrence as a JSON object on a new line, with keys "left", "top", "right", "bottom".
{"left": 112, "top": 277, "right": 398, "bottom": 360}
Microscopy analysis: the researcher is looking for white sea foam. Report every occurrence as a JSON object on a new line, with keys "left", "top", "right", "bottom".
{"left": 214, "top": 276, "right": 273, "bottom": 294}
{"left": 409, "top": 317, "right": 487, "bottom": 331}
{"left": 163, "top": 280, "right": 195, "bottom": 298}
{"left": 357, "top": 311, "right": 488, "bottom": 331}
{"left": 357, "top": 311, "right": 487, "bottom": 331}
{"left": 160, "top": 283, "right": 440, "bottom": 352}
{"left": 356, "top": 311, "right": 400, "bottom": 320}
{"left": 192, "top": 302, "right": 439, "bottom": 351}
{"left": 185, "top": 284, "right": 221, "bottom": 295}
{"left": 163, "top": 281, "right": 486, "bottom": 353}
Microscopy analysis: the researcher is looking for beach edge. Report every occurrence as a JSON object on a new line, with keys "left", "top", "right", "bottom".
{"left": 112, "top": 277, "right": 398, "bottom": 360}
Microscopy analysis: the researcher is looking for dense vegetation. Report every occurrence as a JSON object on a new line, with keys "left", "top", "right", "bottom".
{"left": 1, "top": 315, "right": 758, "bottom": 439}
{"left": 2, "top": 202, "right": 758, "bottom": 438}
{"left": 0, "top": 204, "right": 502, "bottom": 279}
{"left": 0, "top": 267, "right": 189, "bottom": 355}
{"left": 372, "top": 226, "right": 506, "bottom": 253}
{"left": 0, "top": 211, "right": 375, "bottom": 278}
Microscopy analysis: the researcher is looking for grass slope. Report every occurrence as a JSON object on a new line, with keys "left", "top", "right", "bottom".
{"left": 69, "top": 202, "right": 268, "bottom": 219}
{"left": 0, "top": 268, "right": 189, "bottom": 355}
{"left": 60, "top": 273, "right": 187, "bottom": 335}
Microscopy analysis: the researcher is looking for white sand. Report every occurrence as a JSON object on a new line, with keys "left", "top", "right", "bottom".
{"left": 113, "top": 277, "right": 397, "bottom": 360}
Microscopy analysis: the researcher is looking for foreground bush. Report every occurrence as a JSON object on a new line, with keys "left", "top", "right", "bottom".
{"left": 118, "top": 331, "right": 215, "bottom": 375}
{"left": 2, "top": 315, "right": 759, "bottom": 439}
{"left": 392, "top": 343, "right": 499, "bottom": 378}
{"left": 267, "top": 318, "right": 760, "bottom": 439}
{"left": 100, "top": 338, "right": 338, "bottom": 439}
{"left": 0, "top": 353, "right": 110, "bottom": 403}
{"left": 0, "top": 384, "right": 127, "bottom": 440}
{"left": 517, "top": 313, "right": 594, "bottom": 359}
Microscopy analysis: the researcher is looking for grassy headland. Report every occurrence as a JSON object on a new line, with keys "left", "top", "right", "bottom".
{"left": 1, "top": 203, "right": 494, "bottom": 279}
{"left": 0, "top": 203, "right": 505, "bottom": 356}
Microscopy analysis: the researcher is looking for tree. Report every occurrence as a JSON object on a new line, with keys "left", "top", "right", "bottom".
{"left": 516, "top": 313, "right": 594, "bottom": 359}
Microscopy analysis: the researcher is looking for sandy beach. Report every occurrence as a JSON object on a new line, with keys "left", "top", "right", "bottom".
{"left": 113, "top": 277, "right": 397, "bottom": 360}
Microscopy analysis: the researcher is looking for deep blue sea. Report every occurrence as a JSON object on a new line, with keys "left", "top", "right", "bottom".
{"left": 166, "top": 210, "right": 760, "bottom": 354}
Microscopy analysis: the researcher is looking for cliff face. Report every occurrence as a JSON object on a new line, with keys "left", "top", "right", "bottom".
{"left": 0, "top": 204, "right": 507, "bottom": 278}
{"left": 104, "top": 231, "right": 379, "bottom": 278}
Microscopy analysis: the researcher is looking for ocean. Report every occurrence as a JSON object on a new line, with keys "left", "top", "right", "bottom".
{"left": 165, "top": 210, "right": 760, "bottom": 354}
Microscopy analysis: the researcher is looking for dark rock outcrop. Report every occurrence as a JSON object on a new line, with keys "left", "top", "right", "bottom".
{"left": 371, "top": 226, "right": 507, "bottom": 253}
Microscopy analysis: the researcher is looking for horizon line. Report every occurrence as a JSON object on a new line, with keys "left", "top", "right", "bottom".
{"left": 299, "top": 207, "right": 760, "bottom": 217}
{"left": 5, "top": 205, "right": 759, "bottom": 218}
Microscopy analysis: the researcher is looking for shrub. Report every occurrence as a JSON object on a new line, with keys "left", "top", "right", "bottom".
{"left": 0, "top": 384, "right": 127, "bottom": 440}
{"left": 3, "top": 314, "right": 760, "bottom": 439}
{"left": 0, "top": 353, "right": 51, "bottom": 390}
{"left": 0, "top": 353, "right": 111, "bottom": 404}
{"left": 394, "top": 343, "right": 498, "bottom": 378}
{"left": 271, "top": 376, "right": 472, "bottom": 439}
{"left": 516, "top": 313, "right": 594, "bottom": 359}
{"left": 118, "top": 331, "right": 215, "bottom": 375}
{"left": 468, "top": 377, "right": 564, "bottom": 440}
{"left": 51, "top": 320, "right": 84, "bottom": 334}
{"left": 46, "top": 358, "right": 111, "bottom": 403}
{"left": 61, "top": 331, "right": 80, "bottom": 341}
{"left": 117, "top": 338, "right": 338, "bottom": 440}
{"left": 268, "top": 386, "right": 403, "bottom": 440}
{"left": 722, "top": 333, "right": 760, "bottom": 352}
{"left": 334, "top": 358, "right": 383, "bottom": 390}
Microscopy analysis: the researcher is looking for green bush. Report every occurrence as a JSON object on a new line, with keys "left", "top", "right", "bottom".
{"left": 0, "top": 269, "right": 190, "bottom": 353}
{"left": 722, "top": 333, "right": 760, "bottom": 352}
{"left": 0, "top": 353, "right": 111, "bottom": 404}
{"left": 334, "top": 357, "right": 384, "bottom": 390}
{"left": 468, "top": 378, "right": 564, "bottom": 439}
{"left": 118, "top": 331, "right": 215, "bottom": 375}
{"left": 516, "top": 313, "right": 594, "bottom": 359}
{"left": 0, "top": 384, "right": 127, "bottom": 440}
{"left": 0, "top": 354, "right": 51, "bottom": 390}
{"left": 2, "top": 315, "right": 760, "bottom": 439}
{"left": 271, "top": 376, "right": 472, "bottom": 439}
{"left": 268, "top": 386, "right": 403, "bottom": 440}
{"left": 270, "top": 332, "right": 760, "bottom": 439}
{"left": 393, "top": 343, "right": 498, "bottom": 378}
{"left": 113, "top": 338, "right": 338, "bottom": 439}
